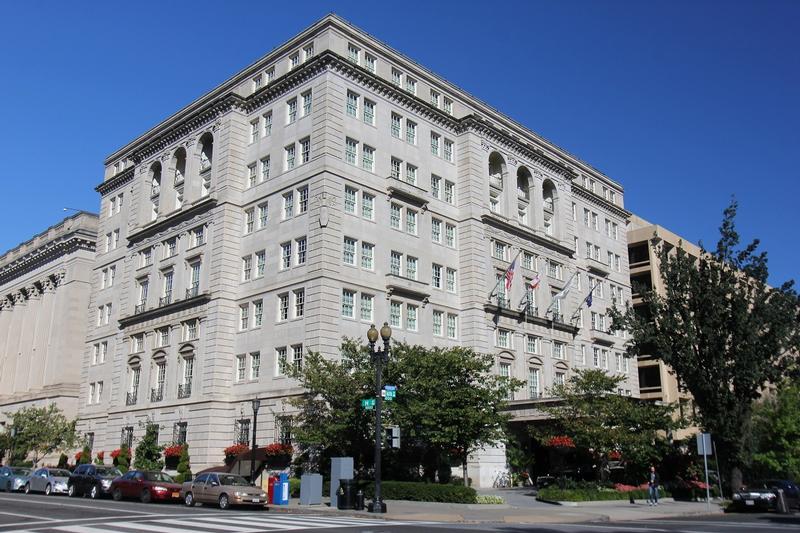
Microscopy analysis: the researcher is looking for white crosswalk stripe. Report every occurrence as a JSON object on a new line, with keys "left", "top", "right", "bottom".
{"left": 13, "top": 513, "right": 434, "bottom": 533}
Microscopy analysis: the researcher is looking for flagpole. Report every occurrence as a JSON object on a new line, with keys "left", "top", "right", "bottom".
{"left": 488, "top": 250, "right": 521, "bottom": 301}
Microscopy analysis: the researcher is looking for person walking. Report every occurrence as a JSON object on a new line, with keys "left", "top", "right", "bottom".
{"left": 647, "top": 465, "right": 660, "bottom": 506}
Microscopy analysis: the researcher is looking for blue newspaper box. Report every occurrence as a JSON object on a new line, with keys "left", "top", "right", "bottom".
{"left": 273, "top": 472, "right": 289, "bottom": 505}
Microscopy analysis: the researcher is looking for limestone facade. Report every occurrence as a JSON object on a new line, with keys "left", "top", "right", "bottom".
{"left": 78, "top": 15, "right": 636, "bottom": 486}
{"left": 0, "top": 212, "right": 98, "bottom": 435}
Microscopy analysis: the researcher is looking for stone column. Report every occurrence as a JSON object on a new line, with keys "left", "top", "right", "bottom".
{"left": 0, "top": 298, "right": 13, "bottom": 395}
{"left": 6, "top": 291, "right": 26, "bottom": 394}
{"left": 25, "top": 283, "right": 46, "bottom": 391}
{"left": 36, "top": 278, "right": 58, "bottom": 389}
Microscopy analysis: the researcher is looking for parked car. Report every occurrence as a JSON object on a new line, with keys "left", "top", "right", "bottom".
{"left": 181, "top": 472, "right": 267, "bottom": 510}
{"left": 67, "top": 464, "right": 122, "bottom": 499}
{"left": 24, "top": 468, "right": 72, "bottom": 495}
{"left": 110, "top": 470, "right": 182, "bottom": 503}
{"left": 0, "top": 467, "right": 31, "bottom": 492}
{"left": 732, "top": 480, "right": 800, "bottom": 511}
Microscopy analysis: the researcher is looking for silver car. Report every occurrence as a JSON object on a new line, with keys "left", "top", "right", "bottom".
{"left": 0, "top": 466, "right": 32, "bottom": 492}
{"left": 25, "top": 468, "right": 72, "bottom": 495}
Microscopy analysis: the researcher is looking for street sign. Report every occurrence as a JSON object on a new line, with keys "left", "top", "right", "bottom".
{"left": 361, "top": 398, "right": 376, "bottom": 410}
{"left": 383, "top": 390, "right": 396, "bottom": 401}
{"left": 696, "top": 433, "right": 712, "bottom": 456}
{"left": 384, "top": 385, "right": 397, "bottom": 391}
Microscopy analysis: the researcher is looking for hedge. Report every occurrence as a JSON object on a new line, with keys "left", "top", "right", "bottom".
{"left": 538, "top": 487, "right": 668, "bottom": 502}
{"left": 287, "top": 478, "right": 477, "bottom": 504}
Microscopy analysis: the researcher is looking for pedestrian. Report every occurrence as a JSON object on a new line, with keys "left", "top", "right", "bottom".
{"left": 647, "top": 465, "right": 660, "bottom": 506}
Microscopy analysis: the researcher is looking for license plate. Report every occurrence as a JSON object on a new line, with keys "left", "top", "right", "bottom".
{"left": 251, "top": 498, "right": 261, "bottom": 503}
{"left": 171, "top": 492, "right": 179, "bottom": 498}
{"left": 745, "top": 500, "right": 754, "bottom": 506}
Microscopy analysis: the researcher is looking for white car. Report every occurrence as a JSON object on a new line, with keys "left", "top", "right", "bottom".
{"left": 25, "top": 468, "right": 72, "bottom": 495}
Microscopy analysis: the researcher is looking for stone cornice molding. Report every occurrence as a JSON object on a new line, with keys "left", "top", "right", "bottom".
{"left": 127, "top": 197, "right": 217, "bottom": 245}
{"left": 481, "top": 213, "right": 575, "bottom": 258}
{"left": 0, "top": 225, "right": 94, "bottom": 287}
{"left": 2, "top": 272, "right": 65, "bottom": 309}
{"left": 118, "top": 292, "right": 211, "bottom": 329}
{"left": 484, "top": 303, "right": 579, "bottom": 335}
{"left": 571, "top": 185, "right": 631, "bottom": 220}
{"left": 95, "top": 166, "right": 135, "bottom": 195}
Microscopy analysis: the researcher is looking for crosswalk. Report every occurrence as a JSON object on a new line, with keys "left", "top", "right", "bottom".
{"left": 12, "top": 513, "right": 432, "bottom": 533}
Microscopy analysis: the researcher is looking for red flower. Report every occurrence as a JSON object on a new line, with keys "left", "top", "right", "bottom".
{"left": 546, "top": 435, "right": 575, "bottom": 448}
{"left": 614, "top": 483, "right": 638, "bottom": 492}
{"left": 263, "top": 443, "right": 293, "bottom": 457}
{"left": 74, "top": 451, "right": 82, "bottom": 461}
{"left": 96, "top": 451, "right": 105, "bottom": 460}
{"left": 110, "top": 448, "right": 130, "bottom": 460}
{"left": 224, "top": 443, "right": 249, "bottom": 457}
{"left": 608, "top": 450, "right": 622, "bottom": 460}
{"left": 163, "top": 444, "right": 184, "bottom": 458}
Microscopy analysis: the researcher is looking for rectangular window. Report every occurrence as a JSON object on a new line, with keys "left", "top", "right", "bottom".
{"left": 263, "top": 112, "right": 273, "bottom": 136}
{"left": 303, "top": 43, "right": 314, "bottom": 60}
{"left": 361, "top": 145, "right": 375, "bottom": 171}
{"left": 526, "top": 335, "right": 540, "bottom": 354}
{"left": 406, "top": 304, "right": 418, "bottom": 331}
{"left": 430, "top": 89, "right": 440, "bottom": 107}
{"left": 242, "top": 255, "right": 252, "bottom": 281}
{"left": 553, "top": 342, "right": 565, "bottom": 360}
{"left": 430, "top": 132, "right": 440, "bottom": 156}
{"left": 528, "top": 368, "right": 540, "bottom": 398}
{"left": 346, "top": 91, "right": 358, "bottom": 117}
{"left": 365, "top": 53, "right": 376, "bottom": 72}
{"left": 497, "top": 329, "right": 511, "bottom": 348}
{"left": 294, "top": 289, "right": 305, "bottom": 317}
{"left": 245, "top": 208, "right": 255, "bottom": 234}
{"left": 432, "top": 310, "right": 443, "bottom": 336}
{"left": 405, "top": 163, "right": 417, "bottom": 185}
{"left": 292, "top": 344, "right": 303, "bottom": 371}
{"left": 390, "top": 203, "right": 401, "bottom": 229}
{"left": 258, "top": 203, "right": 268, "bottom": 228}
{"left": 250, "top": 352, "right": 261, "bottom": 379}
{"left": 239, "top": 304, "right": 249, "bottom": 330}
{"left": 445, "top": 224, "right": 456, "bottom": 247}
{"left": 361, "top": 242, "right": 374, "bottom": 270}
{"left": 302, "top": 91, "right": 312, "bottom": 116}
{"left": 444, "top": 181, "right": 455, "bottom": 204}
{"left": 446, "top": 313, "right": 457, "bottom": 339}
{"left": 554, "top": 372, "right": 565, "bottom": 387}
{"left": 347, "top": 43, "right": 359, "bottom": 64}
{"left": 341, "top": 289, "right": 355, "bottom": 318}
{"left": 405, "top": 209, "right": 417, "bottom": 235}
{"left": 285, "top": 144, "right": 296, "bottom": 170}
{"left": 431, "top": 218, "right": 442, "bottom": 243}
{"left": 361, "top": 192, "right": 374, "bottom": 219}
{"left": 391, "top": 68, "right": 402, "bottom": 86}
{"left": 343, "top": 237, "right": 357, "bottom": 265}
{"left": 281, "top": 242, "right": 292, "bottom": 269}
{"left": 446, "top": 268, "right": 457, "bottom": 293}
{"left": 253, "top": 299, "right": 263, "bottom": 327}
{"left": 287, "top": 98, "right": 297, "bottom": 123}
{"left": 290, "top": 52, "right": 300, "bottom": 68}
{"left": 405, "top": 120, "right": 417, "bottom": 144}
{"left": 390, "top": 300, "right": 402, "bottom": 327}
{"left": 406, "top": 256, "right": 418, "bottom": 280}
{"left": 256, "top": 250, "right": 266, "bottom": 277}
{"left": 300, "top": 137, "right": 311, "bottom": 164}
{"left": 431, "top": 264, "right": 442, "bottom": 288}
{"left": 298, "top": 186, "right": 309, "bottom": 213}
{"left": 278, "top": 293, "right": 289, "bottom": 321}
{"left": 345, "top": 186, "right": 357, "bottom": 213}
{"left": 250, "top": 120, "right": 259, "bottom": 143}
{"left": 391, "top": 113, "right": 402, "bottom": 138}
{"left": 390, "top": 157, "right": 402, "bottom": 179}
{"left": 390, "top": 251, "right": 402, "bottom": 276}
{"left": 431, "top": 174, "right": 441, "bottom": 199}
{"left": 296, "top": 237, "right": 307, "bottom": 265}
{"left": 444, "top": 139, "right": 453, "bottom": 162}
{"left": 443, "top": 96, "right": 453, "bottom": 114}
{"left": 345, "top": 137, "right": 357, "bottom": 165}
{"left": 363, "top": 99, "right": 375, "bottom": 125}
{"left": 405, "top": 76, "right": 417, "bottom": 94}
{"left": 359, "top": 293, "right": 373, "bottom": 321}
{"left": 276, "top": 347, "right": 287, "bottom": 375}
{"left": 236, "top": 355, "right": 246, "bottom": 382}
{"left": 283, "top": 191, "right": 294, "bottom": 219}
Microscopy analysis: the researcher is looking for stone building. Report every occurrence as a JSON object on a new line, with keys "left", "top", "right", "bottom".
{"left": 78, "top": 14, "right": 636, "bottom": 486}
{"left": 0, "top": 212, "right": 98, "bottom": 434}
{"left": 628, "top": 214, "right": 701, "bottom": 440}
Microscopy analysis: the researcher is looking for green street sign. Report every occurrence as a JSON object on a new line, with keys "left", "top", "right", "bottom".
{"left": 361, "top": 398, "right": 376, "bottom": 410}
{"left": 385, "top": 390, "right": 396, "bottom": 401}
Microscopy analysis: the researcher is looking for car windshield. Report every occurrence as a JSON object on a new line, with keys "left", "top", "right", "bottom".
{"left": 96, "top": 467, "right": 121, "bottom": 477}
{"left": 145, "top": 472, "right": 175, "bottom": 482}
{"left": 50, "top": 469, "right": 71, "bottom": 477}
{"left": 218, "top": 475, "right": 250, "bottom": 486}
{"left": 11, "top": 468, "right": 31, "bottom": 475}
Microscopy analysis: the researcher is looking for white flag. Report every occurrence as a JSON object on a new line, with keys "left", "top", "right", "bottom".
{"left": 545, "top": 272, "right": 577, "bottom": 316}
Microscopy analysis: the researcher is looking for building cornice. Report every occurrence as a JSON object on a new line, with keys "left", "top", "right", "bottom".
{"left": 0, "top": 232, "right": 95, "bottom": 288}
{"left": 118, "top": 292, "right": 211, "bottom": 329}
{"left": 95, "top": 166, "right": 135, "bottom": 195}
{"left": 126, "top": 197, "right": 217, "bottom": 245}
{"left": 572, "top": 184, "right": 631, "bottom": 220}
{"left": 481, "top": 213, "right": 575, "bottom": 258}
{"left": 484, "top": 303, "right": 579, "bottom": 335}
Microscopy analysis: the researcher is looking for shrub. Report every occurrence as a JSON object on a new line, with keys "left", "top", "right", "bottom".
{"left": 289, "top": 477, "right": 301, "bottom": 497}
{"left": 175, "top": 444, "right": 192, "bottom": 483}
{"left": 538, "top": 486, "right": 668, "bottom": 502}
{"left": 476, "top": 495, "right": 505, "bottom": 504}
{"left": 361, "top": 481, "right": 477, "bottom": 503}
{"left": 114, "top": 445, "right": 131, "bottom": 474}
{"left": 57, "top": 453, "right": 68, "bottom": 469}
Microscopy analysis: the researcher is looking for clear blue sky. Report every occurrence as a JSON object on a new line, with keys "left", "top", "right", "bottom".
{"left": 1, "top": 0, "right": 797, "bottom": 286}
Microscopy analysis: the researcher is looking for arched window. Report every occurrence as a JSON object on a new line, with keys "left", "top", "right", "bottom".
{"left": 149, "top": 162, "right": 161, "bottom": 221}
{"left": 172, "top": 148, "right": 187, "bottom": 209}
{"left": 488, "top": 152, "right": 506, "bottom": 214}
{"left": 516, "top": 167, "right": 532, "bottom": 225}
{"left": 542, "top": 180, "right": 557, "bottom": 236}
{"left": 198, "top": 133, "right": 214, "bottom": 197}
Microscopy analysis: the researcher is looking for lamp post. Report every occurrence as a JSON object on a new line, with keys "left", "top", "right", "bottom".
{"left": 250, "top": 398, "right": 260, "bottom": 485}
{"left": 366, "top": 322, "right": 391, "bottom": 513}
{"left": 8, "top": 427, "right": 17, "bottom": 465}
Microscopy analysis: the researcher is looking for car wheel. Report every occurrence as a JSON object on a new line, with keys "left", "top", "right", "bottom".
{"left": 89, "top": 485, "right": 99, "bottom": 499}
{"left": 68, "top": 484, "right": 77, "bottom": 497}
{"left": 44, "top": 484, "right": 52, "bottom": 496}
{"left": 218, "top": 493, "right": 230, "bottom": 510}
{"left": 140, "top": 489, "right": 151, "bottom": 504}
{"left": 112, "top": 488, "right": 122, "bottom": 501}
{"left": 24, "top": 483, "right": 31, "bottom": 494}
{"left": 184, "top": 492, "right": 195, "bottom": 507}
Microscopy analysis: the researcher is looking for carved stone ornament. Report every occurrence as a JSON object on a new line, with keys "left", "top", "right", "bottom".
{"left": 26, "top": 284, "right": 41, "bottom": 299}
{"left": 42, "top": 278, "right": 56, "bottom": 293}
{"left": 13, "top": 291, "right": 26, "bottom": 305}
{"left": 508, "top": 156, "right": 518, "bottom": 166}
{"left": 161, "top": 153, "right": 171, "bottom": 162}
{"left": 480, "top": 140, "right": 491, "bottom": 152}
{"left": 212, "top": 120, "right": 222, "bottom": 132}
{"left": 0, "top": 297, "right": 11, "bottom": 311}
{"left": 54, "top": 271, "right": 66, "bottom": 286}
{"left": 185, "top": 137, "right": 196, "bottom": 148}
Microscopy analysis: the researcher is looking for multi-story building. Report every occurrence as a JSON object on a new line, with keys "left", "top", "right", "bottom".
{"left": 78, "top": 14, "right": 636, "bottom": 486}
{"left": 628, "top": 214, "right": 701, "bottom": 440}
{"left": 0, "top": 212, "right": 98, "bottom": 436}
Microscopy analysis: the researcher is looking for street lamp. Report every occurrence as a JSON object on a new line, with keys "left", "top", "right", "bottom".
{"left": 366, "top": 322, "right": 391, "bottom": 513}
{"left": 250, "top": 398, "right": 260, "bottom": 485}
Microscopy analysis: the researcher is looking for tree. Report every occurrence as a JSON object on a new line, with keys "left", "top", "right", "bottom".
{"left": 750, "top": 381, "right": 800, "bottom": 480}
{"left": 289, "top": 340, "right": 521, "bottom": 484}
{"left": 78, "top": 445, "right": 92, "bottom": 465}
{"left": 133, "top": 424, "right": 163, "bottom": 471}
{"left": 2, "top": 404, "right": 77, "bottom": 466}
{"left": 175, "top": 444, "right": 192, "bottom": 483}
{"left": 539, "top": 369, "right": 678, "bottom": 483}
{"left": 610, "top": 200, "right": 800, "bottom": 490}
{"left": 115, "top": 444, "right": 131, "bottom": 474}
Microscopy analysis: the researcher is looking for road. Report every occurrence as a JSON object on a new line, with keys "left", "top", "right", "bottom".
{"left": 0, "top": 492, "right": 797, "bottom": 532}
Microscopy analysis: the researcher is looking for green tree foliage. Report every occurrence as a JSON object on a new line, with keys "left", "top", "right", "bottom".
{"left": 2, "top": 404, "right": 77, "bottom": 466}
{"left": 133, "top": 424, "right": 163, "bottom": 471}
{"left": 116, "top": 444, "right": 131, "bottom": 474}
{"left": 57, "top": 453, "right": 68, "bottom": 469}
{"left": 751, "top": 382, "right": 800, "bottom": 480}
{"left": 175, "top": 444, "right": 192, "bottom": 483}
{"left": 539, "top": 369, "right": 677, "bottom": 482}
{"left": 78, "top": 445, "right": 92, "bottom": 465}
{"left": 610, "top": 200, "right": 800, "bottom": 490}
{"left": 289, "top": 340, "right": 521, "bottom": 484}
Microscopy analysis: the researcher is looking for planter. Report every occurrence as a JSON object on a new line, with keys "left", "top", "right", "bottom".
{"left": 165, "top": 455, "right": 179, "bottom": 469}
{"left": 266, "top": 455, "right": 291, "bottom": 469}
{"left": 224, "top": 455, "right": 236, "bottom": 466}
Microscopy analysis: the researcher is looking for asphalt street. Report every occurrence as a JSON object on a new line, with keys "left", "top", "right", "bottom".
{"left": 0, "top": 491, "right": 797, "bottom": 532}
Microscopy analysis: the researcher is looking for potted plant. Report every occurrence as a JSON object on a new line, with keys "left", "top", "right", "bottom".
{"left": 163, "top": 444, "right": 184, "bottom": 470}
{"left": 262, "top": 442, "right": 293, "bottom": 468}
{"left": 223, "top": 443, "right": 249, "bottom": 465}
{"left": 94, "top": 451, "right": 105, "bottom": 465}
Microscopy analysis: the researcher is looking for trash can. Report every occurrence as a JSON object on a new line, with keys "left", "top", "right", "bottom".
{"left": 354, "top": 489, "right": 365, "bottom": 511}
{"left": 337, "top": 479, "right": 355, "bottom": 510}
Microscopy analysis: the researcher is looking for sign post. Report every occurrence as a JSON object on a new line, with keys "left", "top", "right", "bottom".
{"left": 697, "top": 432, "right": 712, "bottom": 512}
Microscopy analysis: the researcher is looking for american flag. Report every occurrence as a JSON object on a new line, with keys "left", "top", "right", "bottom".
{"left": 505, "top": 259, "right": 517, "bottom": 291}
{"left": 529, "top": 274, "right": 541, "bottom": 290}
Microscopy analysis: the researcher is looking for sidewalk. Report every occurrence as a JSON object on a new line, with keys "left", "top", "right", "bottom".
{"left": 266, "top": 488, "right": 725, "bottom": 525}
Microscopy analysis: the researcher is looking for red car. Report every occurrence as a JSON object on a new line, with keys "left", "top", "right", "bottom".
{"left": 110, "top": 470, "right": 182, "bottom": 503}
